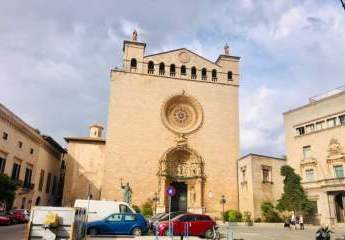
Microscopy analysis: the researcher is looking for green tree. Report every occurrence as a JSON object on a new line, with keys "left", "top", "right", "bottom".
{"left": 260, "top": 202, "right": 282, "bottom": 222}
{"left": 276, "top": 165, "right": 314, "bottom": 214}
{"left": 141, "top": 198, "right": 153, "bottom": 217}
{"left": 0, "top": 173, "right": 17, "bottom": 210}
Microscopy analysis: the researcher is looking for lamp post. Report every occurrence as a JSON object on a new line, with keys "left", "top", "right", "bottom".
{"left": 153, "top": 192, "right": 159, "bottom": 215}
{"left": 220, "top": 195, "right": 226, "bottom": 223}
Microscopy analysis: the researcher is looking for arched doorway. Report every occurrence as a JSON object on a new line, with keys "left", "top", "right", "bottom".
{"left": 157, "top": 147, "right": 205, "bottom": 213}
{"left": 35, "top": 197, "right": 41, "bottom": 206}
{"left": 335, "top": 192, "right": 345, "bottom": 223}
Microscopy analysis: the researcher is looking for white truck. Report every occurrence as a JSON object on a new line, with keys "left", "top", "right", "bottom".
{"left": 26, "top": 206, "right": 87, "bottom": 240}
{"left": 74, "top": 199, "right": 135, "bottom": 222}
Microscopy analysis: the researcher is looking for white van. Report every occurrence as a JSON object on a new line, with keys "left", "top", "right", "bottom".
{"left": 74, "top": 199, "right": 135, "bottom": 222}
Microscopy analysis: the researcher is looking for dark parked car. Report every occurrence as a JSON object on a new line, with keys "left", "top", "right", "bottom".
{"left": 0, "top": 213, "right": 11, "bottom": 225}
{"left": 87, "top": 213, "right": 148, "bottom": 236}
{"left": 157, "top": 213, "right": 216, "bottom": 237}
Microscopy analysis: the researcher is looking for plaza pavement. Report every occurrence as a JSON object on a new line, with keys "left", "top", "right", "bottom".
{"left": 2, "top": 223, "right": 345, "bottom": 240}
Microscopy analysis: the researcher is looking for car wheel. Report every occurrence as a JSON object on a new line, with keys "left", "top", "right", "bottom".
{"left": 205, "top": 229, "right": 215, "bottom": 239}
{"left": 88, "top": 228, "right": 98, "bottom": 236}
{"left": 132, "top": 227, "right": 142, "bottom": 236}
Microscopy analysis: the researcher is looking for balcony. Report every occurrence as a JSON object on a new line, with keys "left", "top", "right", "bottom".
{"left": 300, "top": 157, "right": 317, "bottom": 167}
{"left": 303, "top": 177, "right": 345, "bottom": 190}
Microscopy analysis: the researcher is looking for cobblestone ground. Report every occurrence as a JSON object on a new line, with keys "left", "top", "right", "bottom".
{"left": 218, "top": 225, "right": 345, "bottom": 240}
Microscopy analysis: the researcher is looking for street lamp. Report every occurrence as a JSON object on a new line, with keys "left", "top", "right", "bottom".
{"left": 220, "top": 195, "right": 226, "bottom": 223}
{"left": 152, "top": 192, "right": 159, "bottom": 215}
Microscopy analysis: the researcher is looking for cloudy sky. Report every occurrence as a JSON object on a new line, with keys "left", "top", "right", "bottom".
{"left": 1, "top": 0, "right": 345, "bottom": 157}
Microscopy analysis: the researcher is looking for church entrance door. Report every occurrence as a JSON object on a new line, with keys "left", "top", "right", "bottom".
{"left": 335, "top": 192, "right": 345, "bottom": 223}
{"left": 171, "top": 182, "right": 187, "bottom": 212}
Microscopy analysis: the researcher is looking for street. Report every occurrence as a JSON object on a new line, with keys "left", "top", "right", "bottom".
{"left": 0, "top": 224, "right": 26, "bottom": 240}
{"left": 2, "top": 223, "right": 345, "bottom": 240}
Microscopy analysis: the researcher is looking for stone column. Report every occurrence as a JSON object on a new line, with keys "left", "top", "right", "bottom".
{"left": 327, "top": 193, "right": 336, "bottom": 226}
{"left": 156, "top": 177, "right": 167, "bottom": 213}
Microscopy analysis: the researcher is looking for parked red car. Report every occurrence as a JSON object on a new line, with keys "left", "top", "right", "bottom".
{"left": 157, "top": 213, "right": 216, "bottom": 237}
{"left": 0, "top": 213, "right": 11, "bottom": 225}
{"left": 10, "top": 209, "right": 29, "bottom": 223}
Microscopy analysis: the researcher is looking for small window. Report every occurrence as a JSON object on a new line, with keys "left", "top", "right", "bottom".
{"left": 339, "top": 115, "right": 345, "bottom": 125}
{"left": 262, "top": 166, "right": 272, "bottom": 183}
{"left": 18, "top": 141, "right": 23, "bottom": 148}
{"left": 201, "top": 68, "right": 207, "bottom": 80}
{"left": 124, "top": 214, "right": 136, "bottom": 221}
{"left": 11, "top": 163, "right": 21, "bottom": 181}
{"left": 327, "top": 117, "right": 336, "bottom": 128}
{"left": 315, "top": 121, "right": 324, "bottom": 131}
{"left": 38, "top": 169, "right": 45, "bottom": 192}
{"left": 24, "top": 168, "right": 33, "bottom": 189}
{"left": 148, "top": 61, "right": 154, "bottom": 74}
{"left": 305, "top": 169, "right": 315, "bottom": 182}
{"left": 296, "top": 127, "right": 305, "bottom": 136}
{"left": 52, "top": 176, "right": 57, "bottom": 195}
{"left": 170, "top": 64, "right": 176, "bottom": 77}
{"left": 0, "top": 157, "right": 6, "bottom": 173}
{"left": 130, "top": 58, "right": 137, "bottom": 69}
{"left": 2, "top": 132, "right": 8, "bottom": 140}
{"left": 159, "top": 62, "right": 165, "bottom": 75}
{"left": 305, "top": 124, "right": 315, "bottom": 133}
{"left": 107, "top": 214, "right": 122, "bottom": 222}
{"left": 227, "top": 71, "right": 233, "bottom": 81}
{"left": 211, "top": 69, "right": 217, "bottom": 81}
{"left": 303, "top": 145, "right": 311, "bottom": 159}
{"left": 334, "top": 165, "right": 344, "bottom": 178}
{"left": 181, "top": 65, "right": 186, "bottom": 76}
{"left": 191, "top": 66, "right": 197, "bottom": 79}
{"left": 46, "top": 173, "right": 52, "bottom": 194}
{"left": 30, "top": 148, "right": 34, "bottom": 154}
{"left": 241, "top": 167, "right": 246, "bottom": 182}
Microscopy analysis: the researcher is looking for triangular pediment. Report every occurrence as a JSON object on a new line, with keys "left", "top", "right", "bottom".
{"left": 144, "top": 48, "right": 221, "bottom": 70}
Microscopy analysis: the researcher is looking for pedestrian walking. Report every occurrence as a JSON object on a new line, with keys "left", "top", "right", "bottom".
{"left": 291, "top": 213, "right": 297, "bottom": 230}
{"left": 299, "top": 215, "right": 304, "bottom": 230}
{"left": 284, "top": 219, "right": 291, "bottom": 230}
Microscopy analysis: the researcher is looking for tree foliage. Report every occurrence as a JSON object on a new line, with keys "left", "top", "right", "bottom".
{"left": 0, "top": 173, "right": 17, "bottom": 210}
{"left": 260, "top": 202, "right": 282, "bottom": 222}
{"left": 141, "top": 198, "right": 153, "bottom": 217}
{"left": 276, "top": 165, "right": 314, "bottom": 213}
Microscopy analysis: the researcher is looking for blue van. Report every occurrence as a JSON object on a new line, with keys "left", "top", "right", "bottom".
{"left": 87, "top": 213, "right": 148, "bottom": 236}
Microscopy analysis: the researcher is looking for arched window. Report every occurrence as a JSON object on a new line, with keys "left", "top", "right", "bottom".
{"left": 191, "top": 66, "right": 197, "bottom": 79}
{"left": 130, "top": 58, "right": 137, "bottom": 69}
{"left": 212, "top": 69, "right": 217, "bottom": 81}
{"left": 148, "top": 61, "right": 154, "bottom": 74}
{"left": 201, "top": 68, "right": 207, "bottom": 80}
{"left": 227, "top": 71, "right": 233, "bottom": 81}
{"left": 170, "top": 64, "right": 176, "bottom": 77}
{"left": 181, "top": 65, "right": 186, "bottom": 76}
{"left": 159, "top": 62, "right": 165, "bottom": 75}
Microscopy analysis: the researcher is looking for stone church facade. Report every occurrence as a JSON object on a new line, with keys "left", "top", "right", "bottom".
{"left": 63, "top": 32, "right": 240, "bottom": 216}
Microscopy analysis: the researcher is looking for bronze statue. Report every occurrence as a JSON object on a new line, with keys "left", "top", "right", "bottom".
{"left": 121, "top": 179, "right": 133, "bottom": 205}
{"left": 131, "top": 30, "right": 138, "bottom": 41}
{"left": 224, "top": 43, "right": 230, "bottom": 55}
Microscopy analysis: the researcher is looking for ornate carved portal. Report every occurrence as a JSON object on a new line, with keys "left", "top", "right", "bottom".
{"left": 157, "top": 147, "right": 205, "bottom": 213}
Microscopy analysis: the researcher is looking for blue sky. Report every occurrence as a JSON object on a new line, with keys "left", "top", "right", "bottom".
{"left": 1, "top": 0, "right": 345, "bottom": 157}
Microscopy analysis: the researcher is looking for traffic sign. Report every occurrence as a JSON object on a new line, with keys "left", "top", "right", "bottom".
{"left": 167, "top": 186, "right": 176, "bottom": 197}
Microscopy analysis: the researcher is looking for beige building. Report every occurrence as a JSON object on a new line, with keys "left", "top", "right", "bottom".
{"left": 0, "top": 103, "right": 65, "bottom": 209}
{"left": 63, "top": 124, "right": 105, "bottom": 206}
{"left": 238, "top": 154, "right": 286, "bottom": 220}
{"left": 64, "top": 32, "right": 240, "bottom": 217}
{"left": 284, "top": 86, "right": 345, "bottom": 225}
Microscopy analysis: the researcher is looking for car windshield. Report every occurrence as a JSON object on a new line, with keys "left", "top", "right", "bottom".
{"left": 151, "top": 213, "right": 165, "bottom": 220}
{"left": 160, "top": 212, "right": 184, "bottom": 221}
